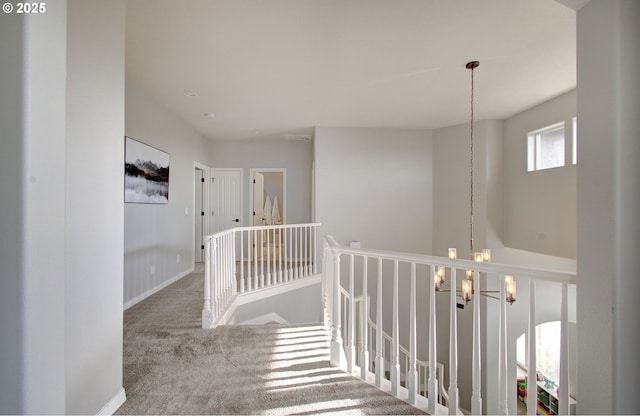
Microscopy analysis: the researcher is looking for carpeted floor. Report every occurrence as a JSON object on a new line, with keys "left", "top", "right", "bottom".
{"left": 115, "top": 271, "right": 426, "bottom": 415}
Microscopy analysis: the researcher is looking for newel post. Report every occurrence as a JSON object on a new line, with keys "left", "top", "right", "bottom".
{"left": 471, "top": 270, "right": 483, "bottom": 415}
{"left": 448, "top": 267, "right": 459, "bottom": 414}
{"left": 347, "top": 254, "right": 356, "bottom": 372}
{"left": 391, "top": 260, "right": 400, "bottom": 395}
{"left": 527, "top": 280, "right": 537, "bottom": 416}
{"left": 498, "top": 276, "right": 509, "bottom": 415}
{"left": 408, "top": 262, "right": 418, "bottom": 404}
{"left": 360, "top": 256, "right": 369, "bottom": 380}
{"left": 322, "top": 242, "right": 331, "bottom": 328}
{"left": 330, "top": 246, "right": 346, "bottom": 369}
{"left": 202, "top": 237, "right": 215, "bottom": 328}
{"left": 428, "top": 265, "right": 438, "bottom": 414}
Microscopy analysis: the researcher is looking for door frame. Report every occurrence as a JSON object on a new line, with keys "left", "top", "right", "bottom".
{"left": 193, "top": 162, "right": 210, "bottom": 265}
{"left": 249, "top": 168, "right": 287, "bottom": 225}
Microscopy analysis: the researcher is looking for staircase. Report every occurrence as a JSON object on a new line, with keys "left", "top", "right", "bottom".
{"left": 201, "top": 224, "right": 577, "bottom": 415}
{"left": 209, "top": 323, "right": 427, "bottom": 415}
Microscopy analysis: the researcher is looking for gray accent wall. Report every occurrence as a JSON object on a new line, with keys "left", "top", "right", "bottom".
{"left": 124, "top": 83, "right": 212, "bottom": 306}
{"left": 504, "top": 90, "right": 577, "bottom": 258}
{"left": 314, "top": 126, "right": 433, "bottom": 254}
{"left": 210, "top": 139, "right": 313, "bottom": 225}
{"left": 66, "top": 1, "right": 126, "bottom": 413}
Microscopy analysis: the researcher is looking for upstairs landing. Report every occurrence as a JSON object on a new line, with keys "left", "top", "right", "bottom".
{"left": 117, "top": 271, "right": 426, "bottom": 415}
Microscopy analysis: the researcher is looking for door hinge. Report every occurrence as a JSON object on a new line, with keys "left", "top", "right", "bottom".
{"left": 201, "top": 211, "right": 205, "bottom": 216}
{"left": 253, "top": 179, "right": 256, "bottom": 184}
{"left": 201, "top": 177, "right": 205, "bottom": 183}
{"left": 211, "top": 177, "right": 215, "bottom": 183}
{"left": 201, "top": 244, "right": 205, "bottom": 250}
{"left": 253, "top": 211, "right": 255, "bottom": 216}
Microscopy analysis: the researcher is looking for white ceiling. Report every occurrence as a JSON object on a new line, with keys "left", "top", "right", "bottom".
{"left": 125, "top": 0, "right": 576, "bottom": 141}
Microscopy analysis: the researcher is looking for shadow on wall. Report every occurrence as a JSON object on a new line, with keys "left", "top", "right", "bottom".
{"left": 229, "top": 283, "right": 323, "bottom": 325}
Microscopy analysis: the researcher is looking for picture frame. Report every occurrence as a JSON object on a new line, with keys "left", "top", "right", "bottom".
{"left": 124, "top": 136, "right": 170, "bottom": 204}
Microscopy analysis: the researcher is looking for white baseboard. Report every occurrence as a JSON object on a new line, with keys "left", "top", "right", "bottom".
{"left": 124, "top": 266, "right": 195, "bottom": 310}
{"left": 97, "top": 387, "right": 126, "bottom": 415}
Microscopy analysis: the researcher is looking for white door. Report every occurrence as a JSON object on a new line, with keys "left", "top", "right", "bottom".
{"left": 195, "top": 168, "right": 205, "bottom": 262}
{"left": 253, "top": 172, "right": 264, "bottom": 225}
{"left": 211, "top": 168, "right": 242, "bottom": 233}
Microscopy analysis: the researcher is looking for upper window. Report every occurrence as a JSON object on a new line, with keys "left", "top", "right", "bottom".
{"left": 527, "top": 122, "right": 565, "bottom": 172}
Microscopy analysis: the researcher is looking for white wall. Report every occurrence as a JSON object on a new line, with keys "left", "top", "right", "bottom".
{"left": 504, "top": 90, "right": 577, "bottom": 259}
{"left": 577, "top": 1, "right": 640, "bottom": 414}
{"left": 124, "top": 82, "right": 211, "bottom": 306}
{"left": 210, "top": 139, "right": 313, "bottom": 225}
{"left": 65, "top": 1, "right": 126, "bottom": 413}
{"left": 314, "top": 127, "right": 433, "bottom": 254}
{"left": 0, "top": 4, "right": 68, "bottom": 413}
{"left": 432, "top": 120, "right": 504, "bottom": 258}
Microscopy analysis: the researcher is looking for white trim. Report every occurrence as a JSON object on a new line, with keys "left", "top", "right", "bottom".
{"left": 97, "top": 387, "right": 126, "bottom": 415}
{"left": 124, "top": 267, "right": 194, "bottom": 310}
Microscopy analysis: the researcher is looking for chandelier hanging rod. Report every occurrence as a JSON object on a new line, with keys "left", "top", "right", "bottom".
{"left": 466, "top": 60, "right": 479, "bottom": 259}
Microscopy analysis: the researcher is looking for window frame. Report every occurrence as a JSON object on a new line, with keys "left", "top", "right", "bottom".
{"left": 572, "top": 116, "right": 577, "bottom": 165}
{"left": 527, "top": 121, "right": 566, "bottom": 172}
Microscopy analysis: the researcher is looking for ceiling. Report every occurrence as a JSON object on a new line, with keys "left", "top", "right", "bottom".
{"left": 125, "top": 0, "right": 576, "bottom": 141}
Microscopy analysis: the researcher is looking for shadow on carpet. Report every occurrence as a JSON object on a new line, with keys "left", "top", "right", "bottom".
{"left": 115, "top": 272, "right": 426, "bottom": 415}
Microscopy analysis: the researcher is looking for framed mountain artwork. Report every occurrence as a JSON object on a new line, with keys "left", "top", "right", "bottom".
{"left": 124, "top": 136, "right": 170, "bottom": 204}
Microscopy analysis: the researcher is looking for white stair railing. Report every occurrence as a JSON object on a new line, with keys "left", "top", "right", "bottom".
{"left": 352, "top": 291, "right": 448, "bottom": 404}
{"left": 202, "top": 223, "right": 320, "bottom": 328}
{"left": 322, "top": 235, "right": 576, "bottom": 415}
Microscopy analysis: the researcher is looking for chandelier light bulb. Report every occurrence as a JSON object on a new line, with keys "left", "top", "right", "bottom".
{"left": 474, "top": 252, "right": 484, "bottom": 263}
{"left": 462, "top": 279, "right": 473, "bottom": 303}
{"left": 505, "top": 275, "right": 516, "bottom": 304}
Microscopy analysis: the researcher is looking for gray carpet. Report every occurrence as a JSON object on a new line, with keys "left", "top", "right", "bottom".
{"left": 115, "top": 271, "right": 427, "bottom": 415}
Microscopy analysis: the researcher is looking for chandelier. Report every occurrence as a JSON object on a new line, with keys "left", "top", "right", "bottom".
{"left": 435, "top": 61, "right": 516, "bottom": 306}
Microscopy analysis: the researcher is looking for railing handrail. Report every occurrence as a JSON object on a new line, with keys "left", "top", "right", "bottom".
{"left": 202, "top": 222, "right": 321, "bottom": 329}
{"left": 325, "top": 235, "right": 576, "bottom": 284}
{"left": 206, "top": 222, "right": 322, "bottom": 239}
{"left": 324, "top": 234, "right": 577, "bottom": 414}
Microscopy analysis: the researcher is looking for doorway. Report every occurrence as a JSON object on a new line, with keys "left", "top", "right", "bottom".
{"left": 249, "top": 168, "right": 286, "bottom": 226}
